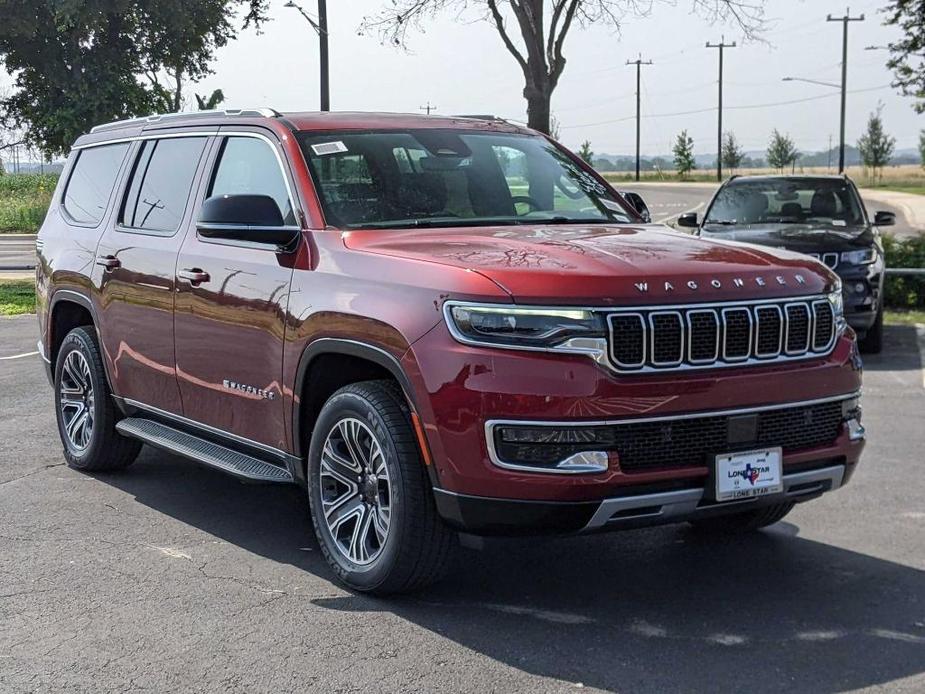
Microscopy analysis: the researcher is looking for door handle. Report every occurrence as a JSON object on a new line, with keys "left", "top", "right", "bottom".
{"left": 96, "top": 255, "right": 121, "bottom": 270}
{"left": 178, "top": 268, "right": 210, "bottom": 284}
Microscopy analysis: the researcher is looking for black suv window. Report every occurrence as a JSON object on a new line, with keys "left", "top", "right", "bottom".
{"left": 63, "top": 143, "right": 130, "bottom": 225}
{"left": 209, "top": 136, "right": 296, "bottom": 225}
{"left": 705, "top": 178, "right": 865, "bottom": 227}
{"left": 121, "top": 137, "right": 208, "bottom": 233}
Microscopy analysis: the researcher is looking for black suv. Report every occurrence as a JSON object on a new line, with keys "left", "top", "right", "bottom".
{"left": 679, "top": 175, "right": 890, "bottom": 352}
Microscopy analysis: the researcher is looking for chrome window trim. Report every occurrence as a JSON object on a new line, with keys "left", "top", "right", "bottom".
{"left": 607, "top": 312, "right": 647, "bottom": 369}
{"left": 753, "top": 304, "right": 784, "bottom": 359}
{"left": 720, "top": 307, "right": 753, "bottom": 362}
{"left": 784, "top": 302, "right": 812, "bottom": 355}
{"left": 811, "top": 299, "right": 837, "bottom": 352}
{"left": 485, "top": 391, "right": 860, "bottom": 475}
{"left": 686, "top": 309, "right": 720, "bottom": 364}
{"left": 72, "top": 130, "right": 299, "bottom": 229}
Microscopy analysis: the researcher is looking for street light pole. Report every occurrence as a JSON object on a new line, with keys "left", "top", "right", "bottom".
{"left": 285, "top": 1, "right": 330, "bottom": 111}
{"left": 706, "top": 37, "right": 736, "bottom": 182}
{"left": 626, "top": 55, "right": 652, "bottom": 182}
{"left": 827, "top": 9, "right": 865, "bottom": 173}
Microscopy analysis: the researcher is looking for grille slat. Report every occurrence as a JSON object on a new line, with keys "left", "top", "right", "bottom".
{"left": 608, "top": 297, "right": 836, "bottom": 372}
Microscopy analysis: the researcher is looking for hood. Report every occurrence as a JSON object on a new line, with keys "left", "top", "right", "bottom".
{"left": 342, "top": 223, "right": 836, "bottom": 305}
{"left": 700, "top": 222, "right": 874, "bottom": 255}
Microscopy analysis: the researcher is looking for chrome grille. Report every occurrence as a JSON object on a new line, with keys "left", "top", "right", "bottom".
{"left": 607, "top": 297, "right": 837, "bottom": 373}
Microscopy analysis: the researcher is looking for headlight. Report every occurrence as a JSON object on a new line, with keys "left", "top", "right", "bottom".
{"left": 445, "top": 303, "right": 607, "bottom": 356}
{"left": 841, "top": 248, "right": 876, "bottom": 265}
{"left": 827, "top": 280, "right": 846, "bottom": 329}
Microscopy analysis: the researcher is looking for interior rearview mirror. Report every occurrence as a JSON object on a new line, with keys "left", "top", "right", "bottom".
{"left": 677, "top": 212, "right": 699, "bottom": 228}
{"left": 873, "top": 210, "right": 895, "bottom": 227}
{"left": 197, "top": 194, "right": 300, "bottom": 247}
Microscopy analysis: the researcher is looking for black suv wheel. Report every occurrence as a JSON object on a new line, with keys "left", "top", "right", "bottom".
{"left": 858, "top": 306, "right": 884, "bottom": 354}
{"left": 54, "top": 326, "right": 141, "bottom": 471}
{"left": 307, "top": 380, "right": 456, "bottom": 594}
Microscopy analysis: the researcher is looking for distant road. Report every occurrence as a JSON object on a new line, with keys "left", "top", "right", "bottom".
{"left": 0, "top": 235, "right": 37, "bottom": 271}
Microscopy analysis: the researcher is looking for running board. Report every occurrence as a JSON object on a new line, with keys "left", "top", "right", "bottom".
{"left": 116, "top": 418, "right": 294, "bottom": 483}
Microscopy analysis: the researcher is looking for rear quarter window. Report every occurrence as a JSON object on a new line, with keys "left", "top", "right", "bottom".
{"left": 63, "top": 143, "right": 130, "bottom": 225}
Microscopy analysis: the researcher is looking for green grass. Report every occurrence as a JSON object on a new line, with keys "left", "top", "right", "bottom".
{"left": 0, "top": 174, "right": 58, "bottom": 233}
{"left": 0, "top": 279, "right": 36, "bottom": 316}
{"left": 866, "top": 185, "right": 925, "bottom": 196}
{"left": 885, "top": 309, "right": 925, "bottom": 326}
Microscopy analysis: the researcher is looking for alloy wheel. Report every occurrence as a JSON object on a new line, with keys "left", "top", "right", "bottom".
{"left": 319, "top": 417, "right": 392, "bottom": 565}
{"left": 59, "top": 350, "right": 94, "bottom": 451}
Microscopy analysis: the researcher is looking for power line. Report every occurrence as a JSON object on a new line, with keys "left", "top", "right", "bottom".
{"left": 560, "top": 84, "right": 890, "bottom": 129}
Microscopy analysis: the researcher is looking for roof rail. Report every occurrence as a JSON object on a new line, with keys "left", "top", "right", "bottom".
{"left": 89, "top": 107, "right": 281, "bottom": 134}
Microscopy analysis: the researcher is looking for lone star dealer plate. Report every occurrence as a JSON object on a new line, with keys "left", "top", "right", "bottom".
{"left": 714, "top": 448, "right": 783, "bottom": 502}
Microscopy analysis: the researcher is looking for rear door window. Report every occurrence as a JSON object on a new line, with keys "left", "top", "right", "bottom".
{"left": 63, "top": 143, "right": 130, "bottom": 225}
{"left": 208, "top": 136, "right": 296, "bottom": 225}
{"left": 120, "top": 137, "right": 208, "bottom": 233}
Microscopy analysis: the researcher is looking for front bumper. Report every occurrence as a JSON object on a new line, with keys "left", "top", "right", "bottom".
{"left": 435, "top": 462, "right": 850, "bottom": 535}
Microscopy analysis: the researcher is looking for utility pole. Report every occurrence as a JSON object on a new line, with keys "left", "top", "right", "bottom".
{"left": 626, "top": 54, "right": 652, "bottom": 182}
{"left": 706, "top": 36, "right": 736, "bottom": 182}
{"left": 828, "top": 134, "right": 833, "bottom": 171}
{"left": 285, "top": 1, "right": 330, "bottom": 111}
{"left": 419, "top": 102, "right": 437, "bottom": 115}
{"left": 827, "top": 8, "right": 865, "bottom": 173}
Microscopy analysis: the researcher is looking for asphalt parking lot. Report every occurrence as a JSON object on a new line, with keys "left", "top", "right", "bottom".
{"left": 1, "top": 314, "right": 924, "bottom": 693}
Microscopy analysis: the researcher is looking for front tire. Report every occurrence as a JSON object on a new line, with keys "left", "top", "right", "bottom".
{"left": 858, "top": 306, "right": 883, "bottom": 354}
{"left": 307, "top": 381, "right": 455, "bottom": 594}
{"left": 54, "top": 326, "right": 141, "bottom": 471}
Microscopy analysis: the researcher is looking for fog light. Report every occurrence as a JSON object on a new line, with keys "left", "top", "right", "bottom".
{"left": 555, "top": 451, "right": 609, "bottom": 473}
{"left": 853, "top": 282, "right": 866, "bottom": 294}
{"left": 847, "top": 418, "right": 865, "bottom": 441}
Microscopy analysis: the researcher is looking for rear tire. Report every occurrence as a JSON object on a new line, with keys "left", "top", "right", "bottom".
{"left": 858, "top": 307, "right": 883, "bottom": 354}
{"left": 307, "top": 380, "right": 456, "bottom": 594}
{"left": 54, "top": 326, "right": 141, "bottom": 471}
{"left": 689, "top": 501, "right": 795, "bottom": 534}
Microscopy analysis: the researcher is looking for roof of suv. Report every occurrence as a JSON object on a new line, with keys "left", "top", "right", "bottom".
{"left": 76, "top": 109, "right": 533, "bottom": 148}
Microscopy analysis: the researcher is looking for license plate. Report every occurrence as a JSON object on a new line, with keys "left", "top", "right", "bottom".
{"left": 714, "top": 448, "right": 783, "bottom": 502}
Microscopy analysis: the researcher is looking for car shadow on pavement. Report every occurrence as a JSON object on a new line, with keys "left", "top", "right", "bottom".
{"left": 863, "top": 324, "right": 923, "bottom": 373}
{"left": 102, "top": 450, "right": 925, "bottom": 694}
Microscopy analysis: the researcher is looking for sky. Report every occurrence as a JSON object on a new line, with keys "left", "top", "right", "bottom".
{"left": 4, "top": 0, "right": 923, "bottom": 157}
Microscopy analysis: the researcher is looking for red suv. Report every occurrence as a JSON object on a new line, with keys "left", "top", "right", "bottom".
{"left": 36, "top": 110, "right": 865, "bottom": 594}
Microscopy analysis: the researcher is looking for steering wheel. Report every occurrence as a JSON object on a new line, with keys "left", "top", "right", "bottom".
{"left": 511, "top": 195, "right": 543, "bottom": 215}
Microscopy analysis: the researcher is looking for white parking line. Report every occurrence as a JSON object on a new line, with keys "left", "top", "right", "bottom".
{"left": 656, "top": 201, "right": 704, "bottom": 224}
{"left": 0, "top": 351, "right": 38, "bottom": 361}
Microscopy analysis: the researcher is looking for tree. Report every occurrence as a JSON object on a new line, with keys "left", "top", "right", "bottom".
{"left": 577, "top": 140, "right": 594, "bottom": 164}
{"left": 857, "top": 105, "right": 896, "bottom": 181}
{"left": 767, "top": 129, "right": 798, "bottom": 172}
{"left": 883, "top": 1, "right": 925, "bottom": 113}
{"left": 195, "top": 89, "right": 227, "bottom": 111}
{"left": 0, "top": 1, "right": 270, "bottom": 157}
{"left": 919, "top": 130, "right": 925, "bottom": 170}
{"left": 673, "top": 130, "right": 695, "bottom": 178}
{"left": 721, "top": 131, "right": 744, "bottom": 171}
{"left": 363, "top": 1, "right": 765, "bottom": 134}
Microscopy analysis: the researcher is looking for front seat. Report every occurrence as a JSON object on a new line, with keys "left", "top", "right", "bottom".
{"left": 810, "top": 191, "right": 838, "bottom": 218}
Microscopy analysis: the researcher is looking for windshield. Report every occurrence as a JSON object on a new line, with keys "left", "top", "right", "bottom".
{"left": 297, "top": 129, "right": 634, "bottom": 229}
{"left": 704, "top": 178, "right": 865, "bottom": 227}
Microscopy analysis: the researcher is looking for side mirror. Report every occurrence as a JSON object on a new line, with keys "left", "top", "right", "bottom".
{"left": 197, "top": 194, "right": 300, "bottom": 247}
{"left": 874, "top": 210, "right": 895, "bottom": 227}
{"left": 621, "top": 191, "right": 651, "bottom": 223}
{"left": 677, "top": 212, "right": 699, "bottom": 228}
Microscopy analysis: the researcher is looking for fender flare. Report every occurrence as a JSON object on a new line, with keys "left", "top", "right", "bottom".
{"left": 291, "top": 337, "right": 419, "bottom": 461}
{"left": 47, "top": 289, "right": 118, "bottom": 396}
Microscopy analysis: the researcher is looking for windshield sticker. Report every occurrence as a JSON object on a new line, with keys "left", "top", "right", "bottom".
{"left": 600, "top": 199, "right": 625, "bottom": 212}
{"left": 831, "top": 219, "right": 846, "bottom": 226}
{"left": 311, "top": 141, "right": 349, "bottom": 156}
{"left": 563, "top": 162, "right": 609, "bottom": 196}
